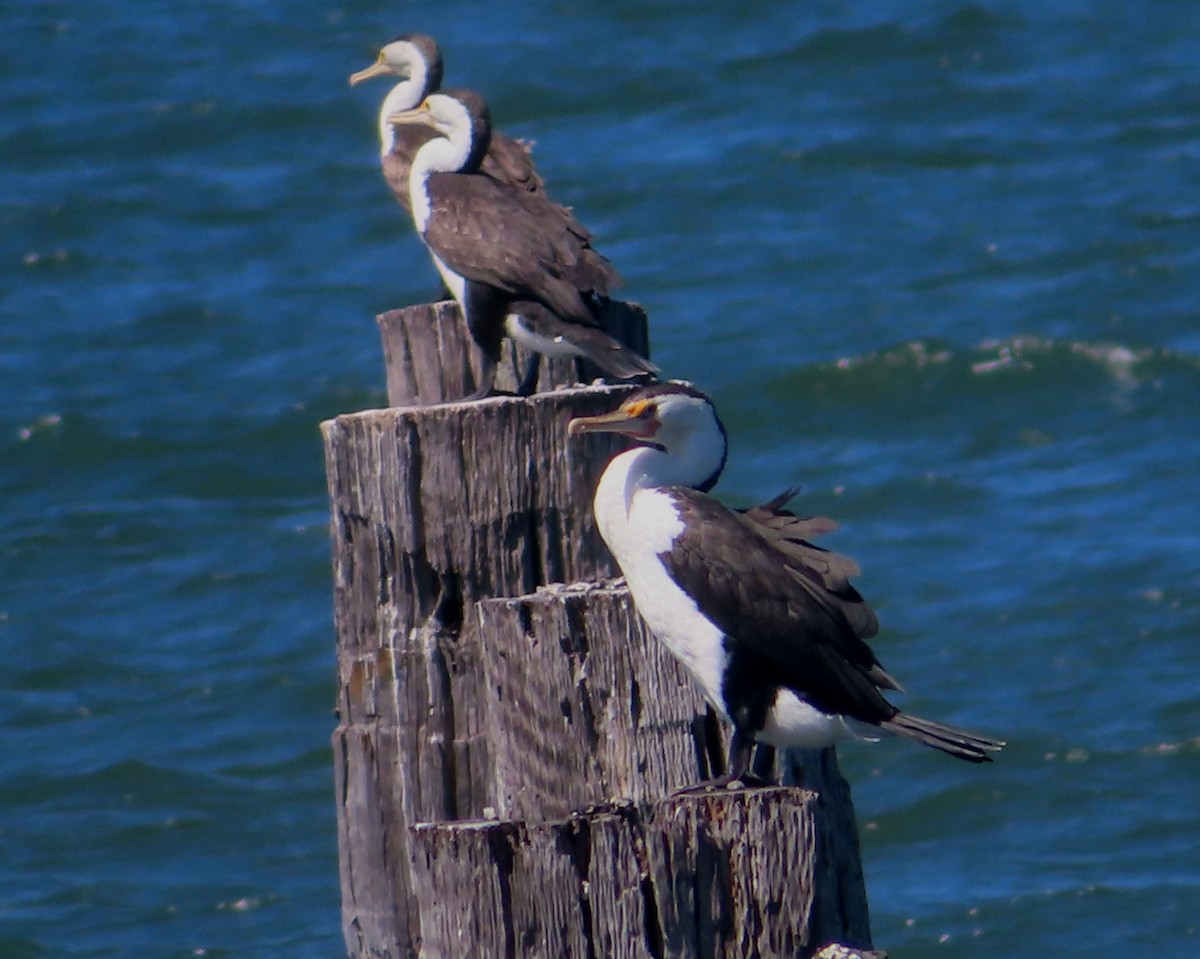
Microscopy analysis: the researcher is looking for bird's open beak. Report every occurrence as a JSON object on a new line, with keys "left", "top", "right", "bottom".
{"left": 348, "top": 57, "right": 391, "bottom": 86}
{"left": 568, "top": 409, "right": 649, "bottom": 439}
{"left": 387, "top": 104, "right": 436, "bottom": 128}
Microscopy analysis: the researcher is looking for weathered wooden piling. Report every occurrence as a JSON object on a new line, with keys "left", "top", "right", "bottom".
{"left": 322, "top": 301, "right": 875, "bottom": 958}
{"left": 476, "top": 584, "right": 724, "bottom": 820}
{"left": 377, "top": 299, "right": 652, "bottom": 407}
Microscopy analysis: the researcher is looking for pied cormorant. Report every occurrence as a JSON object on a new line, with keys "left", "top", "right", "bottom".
{"left": 570, "top": 383, "right": 1004, "bottom": 787}
{"left": 349, "top": 34, "right": 543, "bottom": 216}
{"left": 390, "top": 89, "right": 658, "bottom": 399}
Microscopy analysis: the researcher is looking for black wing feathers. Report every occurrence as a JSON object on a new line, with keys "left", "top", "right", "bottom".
{"left": 424, "top": 173, "right": 620, "bottom": 326}
{"left": 661, "top": 488, "right": 900, "bottom": 723}
{"left": 509, "top": 301, "right": 659, "bottom": 379}
{"left": 740, "top": 487, "right": 881, "bottom": 644}
{"left": 480, "top": 133, "right": 545, "bottom": 195}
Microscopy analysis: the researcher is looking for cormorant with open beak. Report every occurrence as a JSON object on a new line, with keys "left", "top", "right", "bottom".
{"left": 570, "top": 383, "right": 1004, "bottom": 787}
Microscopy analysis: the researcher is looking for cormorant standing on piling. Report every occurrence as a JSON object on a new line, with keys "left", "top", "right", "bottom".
{"left": 570, "top": 383, "right": 1004, "bottom": 787}
{"left": 389, "top": 89, "right": 658, "bottom": 399}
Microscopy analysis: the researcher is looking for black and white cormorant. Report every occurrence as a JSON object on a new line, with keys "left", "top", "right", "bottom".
{"left": 570, "top": 384, "right": 1004, "bottom": 787}
{"left": 389, "top": 89, "right": 658, "bottom": 400}
{"left": 349, "top": 34, "right": 544, "bottom": 216}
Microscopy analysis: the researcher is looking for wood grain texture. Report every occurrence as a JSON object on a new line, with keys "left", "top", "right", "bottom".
{"left": 324, "top": 306, "right": 877, "bottom": 958}
{"left": 323, "top": 384, "right": 639, "bottom": 957}
{"left": 410, "top": 809, "right": 656, "bottom": 959}
{"left": 332, "top": 724, "right": 418, "bottom": 959}
{"left": 647, "top": 788, "right": 818, "bottom": 959}
{"left": 812, "top": 944, "right": 888, "bottom": 959}
{"left": 408, "top": 790, "right": 868, "bottom": 959}
{"left": 377, "top": 299, "right": 651, "bottom": 406}
{"left": 784, "top": 749, "right": 874, "bottom": 951}
{"left": 323, "top": 387, "right": 640, "bottom": 798}
{"left": 477, "top": 583, "right": 724, "bottom": 820}
{"left": 323, "top": 387, "right": 633, "bottom": 645}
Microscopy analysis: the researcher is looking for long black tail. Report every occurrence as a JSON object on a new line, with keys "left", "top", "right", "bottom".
{"left": 512, "top": 300, "right": 659, "bottom": 380}
{"left": 568, "top": 324, "right": 659, "bottom": 379}
{"left": 882, "top": 713, "right": 1005, "bottom": 763}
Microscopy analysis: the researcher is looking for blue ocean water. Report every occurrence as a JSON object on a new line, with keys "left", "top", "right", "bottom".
{"left": 2, "top": 1, "right": 1197, "bottom": 956}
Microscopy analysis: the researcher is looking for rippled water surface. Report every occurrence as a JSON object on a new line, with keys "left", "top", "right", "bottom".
{"left": 2, "top": 1, "right": 1197, "bottom": 956}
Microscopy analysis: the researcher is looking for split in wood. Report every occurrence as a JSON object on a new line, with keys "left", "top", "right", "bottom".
{"left": 323, "top": 304, "right": 877, "bottom": 958}
{"left": 409, "top": 788, "right": 875, "bottom": 959}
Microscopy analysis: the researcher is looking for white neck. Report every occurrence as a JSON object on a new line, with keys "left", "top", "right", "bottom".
{"left": 408, "top": 131, "right": 473, "bottom": 233}
{"left": 596, "top": 447, "right": 655, "bottom": 520}
{"left": 591, "top": 447, "right": 674, "bottom": 563}
{"left": 594, "top": 440, "right": 717, "bottom": 533}
{"left": 639, "top": 409, "right": 728, "bottom": 490}
{"left": 377, "top": 79, "right": 423, "bottom": 155}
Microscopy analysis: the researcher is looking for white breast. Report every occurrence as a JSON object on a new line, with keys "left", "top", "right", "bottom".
{"left": 428, "top": 249, "right": 466, "bottom": 304}
{"left": 593, "top": 457, "right": 730, "bottom": 715}
{"left": 410, "top": 170, "right": 434, "bottom": 235}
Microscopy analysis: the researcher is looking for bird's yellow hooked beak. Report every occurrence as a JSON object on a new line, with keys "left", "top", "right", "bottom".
{"left": 569, "top": 402, "right": 657, "bottom": 439}
{"left": 348, "top": 55, "right": 391, "bottom": 86}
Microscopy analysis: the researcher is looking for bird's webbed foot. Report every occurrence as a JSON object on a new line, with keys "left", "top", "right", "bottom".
{"left": 465, "top": 383, "right": 499, "bottom": 402}
{"left": 671, "top": 730, "right": 776, "bottom": 794}
{"left": 670, "top": 770, "right": 775, "bottom": 795}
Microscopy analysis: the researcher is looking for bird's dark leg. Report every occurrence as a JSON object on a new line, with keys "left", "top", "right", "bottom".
{"left": 464, "top": 284, "right": 505, "bottom": 401}
{"left": 725, "top": 728, "right": 754, "bottom": 782}
{"left": 751, "top": 743, "right": 777, "bottom": 782}
{"left": 467, "top": 352, "right": 498, "bottom": 402}
{"left": 516, "top": 352, "right": 541, "bottom": 396}
{"left": 673, "top": 729, "right": 774, "bottom": 794}
{"left": 572, "top": 356, "right": 589, "bottom": 386}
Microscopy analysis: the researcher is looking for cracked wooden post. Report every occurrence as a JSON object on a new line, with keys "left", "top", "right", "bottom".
{"left": 409, "top": 806, "right": 657, "bottom": 959}
{"left": 323, "top": 300, "right": 876, "bottom": 958}
{"left": 407, "top": 789, "right": 870, "bottom": 959}
{"left": 377, "top": 299, "right": 651, "bottom": 407}
{"left": 323, "top": 384, "right": 637, "bottom": 957}
{"left": 646, "top": 789, "right": 821, "bottom": 958}
{"left": 475, "top": 584, "right": 725, "bottom": 820}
